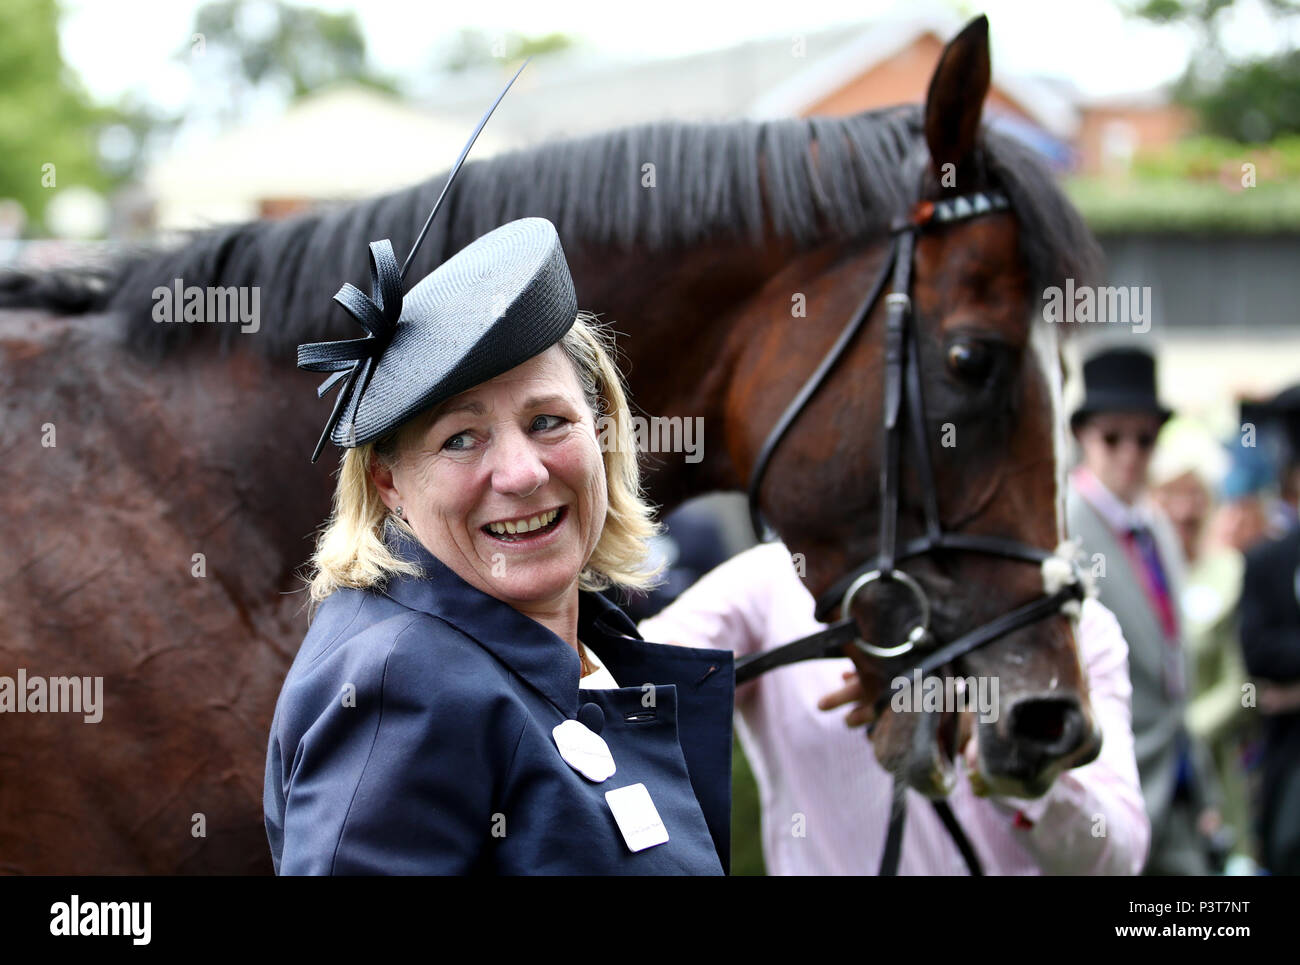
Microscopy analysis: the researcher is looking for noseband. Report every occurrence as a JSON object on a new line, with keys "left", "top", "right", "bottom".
{"left": 736, "top": 182, "right": 1087, "bottom": 875}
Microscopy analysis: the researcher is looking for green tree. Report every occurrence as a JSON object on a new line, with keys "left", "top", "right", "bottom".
{"left": 1131, "top": 0, "right": 1300, "bottom": 140}
{"left": 1197, "top": 50, "right": 1300, "bottom": 141}
{"left": 181, "top": 0, "right": 398, "bottom": 126}
{"left": 0, "top": 0, "right": 116, "bottom": 233}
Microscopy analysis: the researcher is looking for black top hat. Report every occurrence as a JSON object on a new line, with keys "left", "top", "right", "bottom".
{"left": 1070, "top": 347, "right": 1172, "bottom": 433}
{"left": 295, "top": 59, "right": 579, "bottom": 463}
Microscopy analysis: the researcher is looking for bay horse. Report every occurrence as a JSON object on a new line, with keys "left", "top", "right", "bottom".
{"left": 0, "top": 16, "right": 1102, "bottom": 873}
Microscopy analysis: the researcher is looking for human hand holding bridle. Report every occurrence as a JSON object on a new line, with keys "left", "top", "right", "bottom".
{"left": 819, "top": 670, "right": 992, "bottom": 796}
{"left": 818, "top": 669, "right": 878, "bottom": 728}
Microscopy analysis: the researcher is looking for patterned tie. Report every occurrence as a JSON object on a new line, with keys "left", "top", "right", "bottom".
{"left": 1125, "top": 525, "right": 1179, "bottom": 638}
{"left": 1125, "top": 524, "right": 1185, "bottom": 698}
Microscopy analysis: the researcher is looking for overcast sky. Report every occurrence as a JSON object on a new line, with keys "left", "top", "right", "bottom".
{"left": 60, "top": 0, "right": 1291, "bottom": 112}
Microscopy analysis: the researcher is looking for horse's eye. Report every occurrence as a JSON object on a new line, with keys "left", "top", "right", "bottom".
{"left": 946, "top": 339, "right": 994, "bottom": 382}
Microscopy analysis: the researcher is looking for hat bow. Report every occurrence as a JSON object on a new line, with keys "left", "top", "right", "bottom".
{"left": 297, "top": 239, "right": 403, "bottom": 463}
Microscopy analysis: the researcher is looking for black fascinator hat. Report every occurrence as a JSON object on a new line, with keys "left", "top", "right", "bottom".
{"left": 297, "top": 59, "right": 578, "bottom": 463}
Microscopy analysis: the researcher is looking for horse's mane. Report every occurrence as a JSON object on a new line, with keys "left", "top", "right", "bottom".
{"left": 0, "top": 104, "right": 1099, "bottom": 361}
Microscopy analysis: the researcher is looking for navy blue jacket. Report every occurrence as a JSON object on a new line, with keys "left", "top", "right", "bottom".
{"left": 264, "top": 524, "right": 734, "bottom": 874}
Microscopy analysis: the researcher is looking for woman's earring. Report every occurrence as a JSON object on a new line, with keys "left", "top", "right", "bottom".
{"left": 394, "top": 506, "right": 404, "bottom": 518}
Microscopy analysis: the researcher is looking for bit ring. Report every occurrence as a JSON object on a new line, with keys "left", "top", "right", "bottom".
{"left": 841, "top": 568, "right": 931, "bottom": 659}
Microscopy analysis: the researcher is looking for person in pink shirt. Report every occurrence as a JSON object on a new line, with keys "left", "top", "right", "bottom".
{"left": 639, "top": 539, "right": 1150, "bottom": 875}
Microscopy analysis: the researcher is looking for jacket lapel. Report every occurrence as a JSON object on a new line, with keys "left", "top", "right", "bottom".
{"left": 377, "top": 522, "right": 585, "bottom": 719}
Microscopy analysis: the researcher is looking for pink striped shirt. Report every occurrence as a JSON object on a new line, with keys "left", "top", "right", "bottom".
{"left": 638, "top": 541, "right": 1150, "bottom": 875}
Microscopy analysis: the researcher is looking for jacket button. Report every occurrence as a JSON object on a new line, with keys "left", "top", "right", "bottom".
{"left": 577, "top": 702, "right": 605, "bottom": 735}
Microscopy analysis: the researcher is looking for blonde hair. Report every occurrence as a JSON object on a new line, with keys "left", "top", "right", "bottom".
{"left": 301, "top": 311, "right": 664, "bottom": 619}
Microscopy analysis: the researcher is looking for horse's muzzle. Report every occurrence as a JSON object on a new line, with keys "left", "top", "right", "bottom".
{"left": 978, "top": 695, "right": 1102, "bottom": 796}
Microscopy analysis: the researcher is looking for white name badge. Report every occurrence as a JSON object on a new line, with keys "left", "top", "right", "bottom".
{"left": 552, "top": 719, "right": 616, "bottom": 783}
{"left": 605, "top": 783, "right": 670, "bottom": 853}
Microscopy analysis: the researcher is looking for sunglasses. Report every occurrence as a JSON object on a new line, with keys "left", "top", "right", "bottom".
{"left": 1101, "top": 430, "right": 1156, "bottom": 451}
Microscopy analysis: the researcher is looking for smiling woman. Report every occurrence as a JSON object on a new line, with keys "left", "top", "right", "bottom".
{"left": 304, "top": 313, "right": 660, "bottom": 623}
{"left": 265, "top": 216, "right": 737, "bottom": 876}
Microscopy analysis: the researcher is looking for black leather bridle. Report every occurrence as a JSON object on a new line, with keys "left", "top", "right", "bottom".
{"left": 736, "top": 182, "right": 1087, "bottom": 876}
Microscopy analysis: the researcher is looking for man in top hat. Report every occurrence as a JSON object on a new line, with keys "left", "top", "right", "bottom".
{"left": 1067, "top": 346, "right": 1220, "bottom": 874}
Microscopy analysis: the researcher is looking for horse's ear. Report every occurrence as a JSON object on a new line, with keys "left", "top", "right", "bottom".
{"left": 923, "top": 14, "right": 991, "bottom": 184}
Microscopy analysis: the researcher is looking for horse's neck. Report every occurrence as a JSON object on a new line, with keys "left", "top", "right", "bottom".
{"left": 160, "top": 339, "right": 337, "bottom": 594}
{"left": 566, "top": 236, "right": 792, "bottom": 515}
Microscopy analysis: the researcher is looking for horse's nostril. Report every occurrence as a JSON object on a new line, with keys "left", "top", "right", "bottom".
{"left": 1008, "top": 697, "right": 1084, "bottom": 754}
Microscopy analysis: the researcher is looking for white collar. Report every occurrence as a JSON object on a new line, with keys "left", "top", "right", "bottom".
{"left": 1072, "top": 465, "right": 1154, "bottom": 534}
{"left": 577, "top": 640, "right": 620, "bottom": 690}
